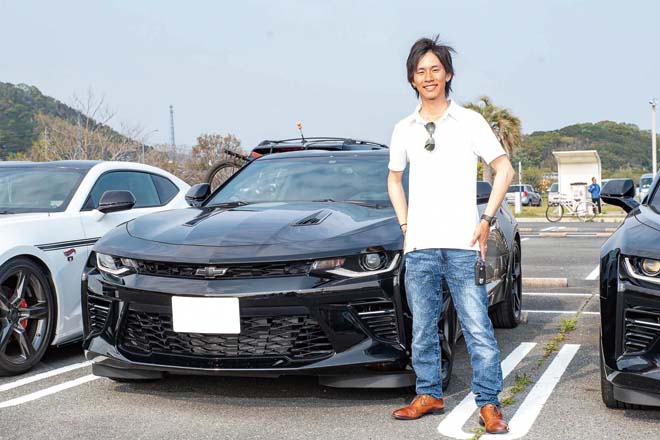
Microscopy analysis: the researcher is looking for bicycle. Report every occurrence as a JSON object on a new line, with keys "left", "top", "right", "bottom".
{"left": 205, "top": 149, "right": 250, "bottom": 191}
{"left": 545, "top": 197, "right": 597, "bottom": 222}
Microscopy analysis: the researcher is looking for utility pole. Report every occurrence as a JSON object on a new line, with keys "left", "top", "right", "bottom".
{"left": 169, "top": 105, "right": 176, "bottom": 147}
{"left": 651, "top": 99, "right": 657, "bottom": 176}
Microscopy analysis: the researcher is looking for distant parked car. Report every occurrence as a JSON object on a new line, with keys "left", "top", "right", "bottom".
{"left": 506, "top": 184, "right": 542, "bottom": 207}
{"left": 638, "top": 173, "right": 654, "bottom": 202}
{"left": 547, "top": 182, "right": 560, "bottom": 206}
{"left": 0, "top": 161, "right": 190, "bottom": 375}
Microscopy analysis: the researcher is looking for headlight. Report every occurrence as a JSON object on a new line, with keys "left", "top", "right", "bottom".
{"left": 96, "top": 253, "right": 137, "bottom": 276}
{"left": 641, "top": 258, "right": 660, "bottom": 277}
{"left": 311, "top": 252, "right": 399, "bottom": 278}
{"left": 623, "top": 257, "right": 660, "bottom": 285}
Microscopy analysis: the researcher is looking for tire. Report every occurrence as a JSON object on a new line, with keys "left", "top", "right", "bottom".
{"left": 0, "top": 257, "right": 55, "bottom": 376}
{"left": 490, "top": 241, "right": 522, "bottom": 328}
{"left": 546, "top": 204, "right": 564, "bottom": 222}
{"left": 600, "top": 343, "right": 644, "bottom": 409}
{"left": 577, "top": 201, "right": 596, "bottom": 221}
{"left": 439, "top": 298, "right": 457, "bottom": 391}
{"left": 205, "top": 160, "right": 244, "bottom": 192}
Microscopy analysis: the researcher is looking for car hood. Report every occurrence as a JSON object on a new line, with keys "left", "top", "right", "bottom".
{"left": 0, "top": 212, "right": 53, "bottom": 224}
{"left": 126, "top": 201, "right": 396, "bottom": 247}
{"left": 634, "top": 205, "right": 660, "bottom": 234}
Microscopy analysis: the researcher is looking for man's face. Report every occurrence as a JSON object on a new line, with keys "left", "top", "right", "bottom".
{"left": 592, "top": 178, "right": 597, "bottom": 183}
{"left": 412, "top": 51, "right": 452, "bottom": 101}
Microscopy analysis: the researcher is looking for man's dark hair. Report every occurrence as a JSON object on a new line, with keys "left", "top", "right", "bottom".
{"left": 406, "top": 36, "right": 456, "bottom": 98}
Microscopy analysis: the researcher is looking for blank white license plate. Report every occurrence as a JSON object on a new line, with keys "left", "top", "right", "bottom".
{"left": 171, "top": 297, "right": 240, "bottom": 334}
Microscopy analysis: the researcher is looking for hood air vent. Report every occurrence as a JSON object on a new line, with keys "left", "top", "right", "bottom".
{"left": 293, "top": 209, "right": 332, "bottom": 226}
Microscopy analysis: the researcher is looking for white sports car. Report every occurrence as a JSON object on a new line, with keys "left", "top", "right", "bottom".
{"left": 0, "top": 160, "right": 190, "bottom": 375}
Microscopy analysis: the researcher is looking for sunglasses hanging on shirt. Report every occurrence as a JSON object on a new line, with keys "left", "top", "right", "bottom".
{"left": 424, "top": 122, "right": 435, "bottom": 152}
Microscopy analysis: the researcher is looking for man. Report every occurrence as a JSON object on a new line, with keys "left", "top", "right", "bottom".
{"left": 387, "top": 37, "right": 514, "bottom": 434}
{"left": 588, "top": 177, "right": 602, "bottom": 214}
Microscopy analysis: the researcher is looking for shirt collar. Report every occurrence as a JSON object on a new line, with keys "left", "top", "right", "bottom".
{"left": 409, "top": 99, "right": 460, "bottom": 125}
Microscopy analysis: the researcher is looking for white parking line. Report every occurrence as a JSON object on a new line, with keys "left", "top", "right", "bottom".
{"left": 0, "top": 361, "right": 93, "bottom": 393}
{"left": 585, "top": 265, "right": 600, "bottom": 280}
{"left": 482, "top": 344, "right": 580, "bottom": 439}
{"left": 524, "top": 310, "right": 599, "bottom": 315}
{"left": 523, "top": 292, "right": 592, "bottom": 297}
{"left": 437, "top": 342, "right": 536, "bottom": 439}
{"left": 520, "top": 238, "right": 530, "bottom": 242}
{"left": 540, "top": 226, "right": 555, "bottom": 232}
{"left": 0, "top": 374, "right": 98, "bottom": 409}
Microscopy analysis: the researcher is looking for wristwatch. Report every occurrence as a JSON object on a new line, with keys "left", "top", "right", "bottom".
{"left": 480, "top": 214, "right": 496, "bottom": 226}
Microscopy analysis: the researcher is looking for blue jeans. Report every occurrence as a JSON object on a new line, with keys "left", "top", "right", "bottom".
{"left": 404, "top": 248, "right": 503, "bottom": 408}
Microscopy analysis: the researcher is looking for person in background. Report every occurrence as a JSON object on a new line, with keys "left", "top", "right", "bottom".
{"left": 588, "top": 177, "right": 602, "bottom": 214}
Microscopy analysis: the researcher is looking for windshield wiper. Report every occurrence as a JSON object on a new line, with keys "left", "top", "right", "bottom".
{"left": 206, "top": 201, "right": 252, "bottom": 209}
{"left": 311, "top": 199, "right": 387, "bottom": 209}
{"left": 0, "top": 210, "right": 15, "bottom": 215}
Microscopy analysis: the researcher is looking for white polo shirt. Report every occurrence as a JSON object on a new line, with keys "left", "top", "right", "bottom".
{"left": 388, "top": 100, "right": 505, "bottom": 254}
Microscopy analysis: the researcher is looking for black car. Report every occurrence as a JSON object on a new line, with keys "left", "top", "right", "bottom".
{"left": 82, "top": 149, "right": 522, "bottom": 389}
{"left": 599, "top": 177, "right": 660, "bottom": 408}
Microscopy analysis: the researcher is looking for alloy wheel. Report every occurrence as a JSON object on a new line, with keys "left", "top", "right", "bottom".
{"left": 0, "top": 261, "right": 52, "bottom": 373}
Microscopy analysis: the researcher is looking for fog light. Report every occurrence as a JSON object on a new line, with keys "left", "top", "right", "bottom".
{"left": 641, "top": 258, "right": 660, "bottom": 276}
{"left": 361, "top": 253, "right": 386, "bottom": 271}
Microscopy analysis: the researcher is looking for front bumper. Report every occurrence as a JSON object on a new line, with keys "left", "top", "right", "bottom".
{"left": 600, "top": 262, "right": 660, "bottom": 406}
{"left": 82, "top": 265, "right": 410, "bottom": 378}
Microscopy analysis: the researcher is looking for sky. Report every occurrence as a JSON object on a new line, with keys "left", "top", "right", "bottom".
{"left": 1, "top": 0, "right": 659, "bottom": 149}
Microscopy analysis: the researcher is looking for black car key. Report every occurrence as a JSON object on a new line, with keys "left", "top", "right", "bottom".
{"left": 475, "top": 257, "right": 487, "bottom": 285}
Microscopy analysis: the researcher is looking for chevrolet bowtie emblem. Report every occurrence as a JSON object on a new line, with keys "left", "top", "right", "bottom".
{"left": 195, "top": 266, "right": 229, "bottom": 278}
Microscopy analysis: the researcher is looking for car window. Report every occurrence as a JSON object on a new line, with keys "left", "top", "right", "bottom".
{"left": 549, "top": 183, "right": 558, "bottom": 192}
{"left": 84, "top": 171, "right": 161, "bottom": 210}
{"left": 508, "top": 185, "right": 521, "bottom": 192}
{"left": 0, "top": 167, "right": 86, "bottom": 213}
{"left": 151, "top": 174, "right": 179, "bottom": 204}
{"left": 206, "top": 156, "right": 409, "bottom": 206}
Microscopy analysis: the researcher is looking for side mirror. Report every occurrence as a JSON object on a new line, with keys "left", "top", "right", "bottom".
{"left": 476, "top": 181, "right": 492, "bottom": 204}
{"left": 601, "top": 178, "right": 639, "bottom": 213}
{"left": 97, "top": 190, "right": 136, "bottom": 214}
{"left": 186, "top": 183, "right": 211, "bottom": 207}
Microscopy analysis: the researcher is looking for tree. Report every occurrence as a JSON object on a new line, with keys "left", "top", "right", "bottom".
{"left": 28, "top": 89, "right": 146, "bottom": 161}
{"left": 465, "top": 96, "right": 522, "bottom": 183}
{"left": 186, "top": 133, "right": 245, "bottom": 184}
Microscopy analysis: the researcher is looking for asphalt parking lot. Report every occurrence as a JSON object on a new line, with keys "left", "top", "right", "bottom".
{"left": 0, "top": 221, "right": 658, "bottom": 439}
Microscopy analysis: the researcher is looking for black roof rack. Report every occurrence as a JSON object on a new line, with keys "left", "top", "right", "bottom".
{"left": 256, "top": 137, "right": 387, "bottom": 153}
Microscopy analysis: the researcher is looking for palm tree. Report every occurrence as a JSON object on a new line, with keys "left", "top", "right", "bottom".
{"left": 465, "top": 96, "right": 522, "bottom": 183}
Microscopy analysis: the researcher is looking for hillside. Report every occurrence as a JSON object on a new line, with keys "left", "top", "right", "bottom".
{"left": 0, "top": 82, "right": 124, "bottom": 158}
{"left": 514, "top": 121, "right": 658, "bottom": 172}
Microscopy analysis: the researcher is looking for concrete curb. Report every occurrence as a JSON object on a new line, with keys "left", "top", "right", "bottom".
{"left": 522, "top": 278, "right": 568, "bottom": 288}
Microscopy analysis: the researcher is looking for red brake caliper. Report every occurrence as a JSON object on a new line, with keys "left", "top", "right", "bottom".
{"left": 18, "top": 299, "right": 28, "bottom": 329}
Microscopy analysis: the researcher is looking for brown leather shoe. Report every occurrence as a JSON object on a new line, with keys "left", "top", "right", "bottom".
{"left": 479, "top": 404, "right": 509, "bottom": 434}
{"left": 391, "top": 394, "right": 445, "bottom": 420}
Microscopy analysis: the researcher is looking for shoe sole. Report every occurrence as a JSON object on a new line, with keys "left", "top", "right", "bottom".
{"left": 479, "top": 416, "right": 509, "bottom": 434}
{"left": 392, "top": 408, "right": 445, "bottom": 420}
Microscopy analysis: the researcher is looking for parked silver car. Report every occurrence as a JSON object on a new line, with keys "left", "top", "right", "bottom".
{"left": 547, "top": 182, "right": 560, "bottom": 205}
{"left": 506, "top": 184, "right": 542, "bottom": 206}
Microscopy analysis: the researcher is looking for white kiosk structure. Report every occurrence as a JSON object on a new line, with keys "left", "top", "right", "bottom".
{"left": 552, "top": 150, "right": 602, "bottom": 202}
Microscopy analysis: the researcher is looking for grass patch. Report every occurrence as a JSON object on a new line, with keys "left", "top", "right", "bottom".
{"left": 469, "top": 427, "right": 486, "bottom": 440}
{"left": 536, "top": 316, "right": 579, "bottom": 369}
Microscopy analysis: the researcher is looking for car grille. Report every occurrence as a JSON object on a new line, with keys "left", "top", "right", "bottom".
{"left": 624, "top": 306, "right": 660, "bottom": 354}
{"left": 86, "top": 295, "right": 113, "bottom": 336}
{"left": 134, "top": 260, "right": 312, "bottom": 279}
{"left": 119, "top": 309, "right": 334, "bottom": 362}
{"left": 353, "top": 300, "right": 399, "bottom": 343}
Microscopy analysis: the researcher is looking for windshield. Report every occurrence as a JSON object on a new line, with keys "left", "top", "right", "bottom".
{"left": 508, "top": 185, "right": 523, "bottom": 192}
{"left": 549, "top": 183, "right": 558, "bottom": 192}
{"left": 0, "top": 167, "right": 87, "bottom": 213}
{"left": 205, "top": 156, "right": 408, "bottom": 206}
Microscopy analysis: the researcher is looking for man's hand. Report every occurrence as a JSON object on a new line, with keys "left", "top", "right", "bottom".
{"left": 470, "top": 220, "right": 490, "bottom": 260}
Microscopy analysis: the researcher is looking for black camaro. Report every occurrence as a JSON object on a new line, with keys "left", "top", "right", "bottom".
{"left": 600, "top": 176, "right": 660, "bottom": 408}
{"left": 82, "top": 149, "right": 521, "bottom": 388}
